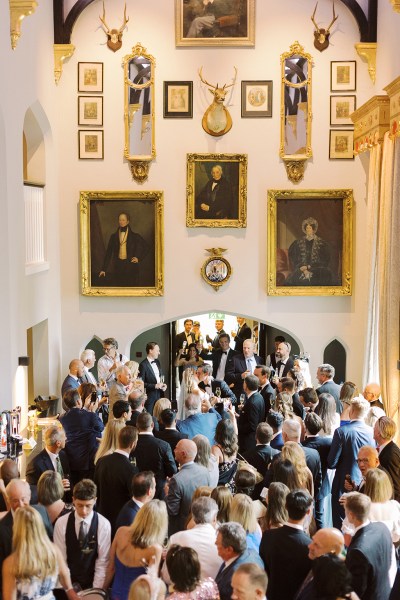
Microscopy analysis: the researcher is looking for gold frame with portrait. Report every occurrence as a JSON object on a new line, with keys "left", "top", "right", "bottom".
{"left": 175, "top": 0, "right": 255, "bottom": 47}
{"left": 267, "top": 189, "right": 353, "bottom": 296}
{"left": 186, "top": 153, "right": 247, "bottom": 228}
{"left": 80, "top": 190, "right": 164, "bottom": 297}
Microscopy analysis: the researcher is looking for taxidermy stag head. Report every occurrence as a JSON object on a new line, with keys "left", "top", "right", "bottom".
{"left": 99, "top": 1, "right": 129, "bottom": 52}
{"left": 198, "top": 66, "right": 237, "bottom": 137}
{"left": 311, "top": 1, "right": 338, "bottom": 52}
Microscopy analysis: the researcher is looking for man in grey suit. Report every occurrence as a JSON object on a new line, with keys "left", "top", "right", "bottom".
{"left": 165, "top": 439, "right": 211, "bottom": 535}
{"left": 316, "top": 364, "right": 342, "bottom": 413}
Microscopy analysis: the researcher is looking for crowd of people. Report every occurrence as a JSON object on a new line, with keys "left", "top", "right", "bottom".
{"left": 1, "top": 318, "right": 400, "bottom": 600}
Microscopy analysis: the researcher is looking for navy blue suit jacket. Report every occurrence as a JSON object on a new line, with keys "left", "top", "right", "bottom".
{"left": 215, "top": 549, "right": 264, "bottom": 600}
{"left": 61, "top": 374, "right": 80, "bottom": 399}
{"left": 302, "top": 435, "right": 332, "bottom": 498}
{"left": 225, "top": 353, "right": 261, "bottom": 400}
{"left": 59, "top": 408, "right": 104, "bottom": 471}
{"left": 316, "top": 380, "right": 342, "bottom": 413}
{"left": 115, "top": 499, "right": 141, "bottom": 530}
{"left": 25, "top": 448, "right": 70, "bottom": 485}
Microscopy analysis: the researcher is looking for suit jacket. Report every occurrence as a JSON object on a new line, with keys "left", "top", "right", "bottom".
{"left": 302, "top": 445, "right": 322, "bottom": 499}
{"left": 115, "top": 499, "right": 141, "bottom": 531}
{"left": 94, "top": 451, "right": 138, "bottom": 536}
{"left": 379, "top": 440, "right": 400, "bottom": 502}
{"left": 316, "top": 380, "right": 342, "bottom": 413}
{"left": 101, "top": 225, "right": 148, "bottom": 286}
{"left": 260, "top": 524, "right": 312, "bottom": 600}
{"left": 237, "top": 392, "right": 265, "bottom": 453}
{"left": 61, "top": 374, "right": 81, "bottom": 399}
{"left": 233, "top": 323, "right": 252, "bottom": 353}
{"left": 132, "top": 434, "right": 177, "bottom": 499}
{"left": 200, "top": 347, "right": 238, "bottom": 380}
{"left": 166, "top": 462, "right": 211, "bottom": 535}
{"left": 198, "top": 379, "right": 237, "bottom": 404}
{"left": 215, "top": 548, "right": 264, "bottom": 600}
{"left": 302, "top": 436, "right": 332, "bottom": 498}
{"left": 274, "top": 357, "right": 295, "bottom": 379}
{"left": 59, "top": 408, "right": 104, "bottom": 471}
{"left": 126, "top": 410, "right": 159, "bottom": 431}
{"left": 225, "top": 352, "right": 261, "bottom": 400}
{"left": 345, "top": 522, "right": 392, "bottom": 600}
{"left": 243, "top": 443, "right": 279, "bottom": 498}
{"left": 260, "top": 382, "right": 275, "bottom": 412}
{"left": 154, "top": 428, "right": 188, "bottom": 458}
{"left": 26, "top": 448, "right": 70, "bottom": 485}
{"left": 177, "top": 409, "right": 221, "bottom": 446}
{"left": 138, "top": 358, "right": 165, "bottom": 415}
{"left": 195, "top": 176, "right": 234, "bottom": 220}
{"left": 174, "top": 331, "right": 193, "bottom": 354}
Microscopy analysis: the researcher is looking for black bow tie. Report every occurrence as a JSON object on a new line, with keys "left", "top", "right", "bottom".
{"left": 151, "top": 360, "right": 156, "bottom": 364}
{"left": 222, "top": 351, "right": 227, "bottom": 355}
{"left": 120, "top": 226, "right": 128, "bottom": 232}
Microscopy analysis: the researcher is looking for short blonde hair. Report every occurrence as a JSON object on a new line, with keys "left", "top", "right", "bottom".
{"left": 230, "top": 493, "right": 258, "bottom": 534}
{"left": 364, "top": 468, "right": 393, "bottom": 503}
{"left": 130, "top": 499, "right": 168, "bottom": 548}
{"left": 125, "top": 360, "right": 140, "bottom": 379}
{"left": 376, "top": 416, "right": 397, "bottom": 441}
{"left": 153, "top": 397, "right": 171, "bottom": 422}
{"left": 37, "top": 470, "right": 64, "bottom": 505}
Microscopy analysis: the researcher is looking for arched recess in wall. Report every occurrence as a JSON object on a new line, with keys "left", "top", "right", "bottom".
{"left": 323, "top": 339, "right": 347, "bottom": 384}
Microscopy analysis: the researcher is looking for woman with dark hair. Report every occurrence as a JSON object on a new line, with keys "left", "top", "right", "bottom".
{"left": 315, "top": 393, "right": 340, "bottom": 436}
{"left": 165, "top": 545, "right": 219, "bottom": 599}
{"left": 211, "top": 419, "right": 238, "bottom": 487}
{"left": 78, "top": 382, "right": 98, "bottom": 410}
{"left": 264, "top": 482, "right": 289, "bottom": 530}
{"left": 312, "top": 554, "right": 359, "bottom": 599}
{"left": 175, "top": 343, "right": 204, "bottom": 369}
{"left": 271, "top": 456, "right": 301, "bottom": 491}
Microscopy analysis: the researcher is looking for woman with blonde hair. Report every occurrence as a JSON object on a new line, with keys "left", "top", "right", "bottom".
{"left": 364, "top": 468, "right": 400, "bottom": 543}
{"left": 210, "top": 486, "right": 232, "bottom": 524}
{"left": 94, "top": 419, "right": 125, "bottom": 463}
{"left": 273, "top": 391, "right": 295, "bottom": 421}
{"left": 104, "top": 499, "right": 168, "bottom": 600}
{"left": 281, "top": 441, "right": 314, "bottom": 496}
{"left": 2, "top": 505, "right": 78, "bottom": 600}
{"left": 126, "top": 360, "right": 145, "bottom": 393}
{"left": 185, "top": 485, "right": 213, "bottom": 529}
{"left": 153, "top": 398, "right": 172, "bottom": 427}
{"left": 37, "top": 470, "right": 72, "bottom": 524}
{"left": 339, "top": 382, "right": 358, "bottom": 425}
{"left": 230, "top": 493, "right": 262, "bottom": 551}
{"left": 193, "top": 434, "right": 219, "bottom": 488}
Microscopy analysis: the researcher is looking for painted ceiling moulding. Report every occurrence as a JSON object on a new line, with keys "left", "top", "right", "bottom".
{"left": 351, "top": 96, "right": 390, "bottom": 154}
{"left": 52, "top": 0, "right": 378, "bottom": 82}
{"left": 384, "top": 76, "right": 400, "bottom": 139}
{"left": 9, "top": 0, "right": 38, "bottom": 50}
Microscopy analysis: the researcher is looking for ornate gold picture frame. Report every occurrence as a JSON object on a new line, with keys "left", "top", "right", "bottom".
{"left": 175, "top": 0, "right": 255, "bottom": 47}
{"left": 267, "top": 189, "right": 353, "bottom": 296}
{"left": 186, "top": 153, "right": 247, "bottom": 228}
{"left": 80, "top": 191, "right": 163, "bottom": 296}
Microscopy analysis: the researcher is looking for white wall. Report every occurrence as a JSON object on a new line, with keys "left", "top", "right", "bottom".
{"left": 1, "top": 0, "right": 399, "bottom": 415}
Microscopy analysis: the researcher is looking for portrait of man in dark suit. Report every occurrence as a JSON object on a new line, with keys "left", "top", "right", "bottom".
{"left": 192, "top": 159, "right": 241, "bottom": 222}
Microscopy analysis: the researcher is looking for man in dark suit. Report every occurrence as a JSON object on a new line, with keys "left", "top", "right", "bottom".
{"left": 374, "top": 416, "right": 400, "bottom": 502}
{"left": 243, "top": 422, "right": 279, "bottom": 498}
{"left": 215, "top": 522, "right": 264, "bottom": 600}
{"left": 266, "top": 335, "right": 286, "bottom": 370}
{"left": 206, "top": 319, "right": 226, "bottom": 350}
{"left": 195, "top": 164, "right": 234, "bottom": 219}
{"left": 327, "top": 398, "right": 374, "bottom": 528}
{"left": 273, "top": 341, "right": 294, "bottom": 381}
{"left": 345, "top": 492, "right": 392, "bottom": 600}
{"left": 197, "top": 363, "right": 236, "bottom": 404}
{"left": 254, "top": 364, "right": 275, "bottom": 413}
{"left": 98, "top": 211, "right": 149, "bottom": 287}
{"left": 232, "top": 316, "right": 252, "bottom": 353}
{"left": 165, "top": 439, "right": 211, "bottom": 535}
{"left": 174, "top": 318, "right": 194, "bottom": 353}
{"left": 115, "top": 471, "right": 156, "bottom": 530}
{"left": 282, "top": 419, "right": 322, "bottom": 501}
{"left": 94, "top": 426, "right": 138, "bottom": 536}
{"left": 59, "top": 389, "right": 104, "bottom": 486}
{"left": 316, "top": 364, "right": 342, "bottom": 413}
{"left": 138, "top": 342, "right": 167, "bottom": 415}
{"left": 200, "top": 333, "right": 238, "bottom": 381}
{"left": 260, "top": 489, "right": 313, "bottom": 600}
{"left": 238, "top": 375, "right": 265, "bottom": 453}
{"left": 154, "top": 408, "right": 188, "bottom": 459}
{"left": 126, "top": 392, "right": 159, "bottom": 431}
{"left": 61, "top": 358, "right": 85, "bottom": 400}
{"left": 225, "top": 339, "right": 261, "bottom": 401}
{"left": 177, "top": 394, "right": 221, "bottom": 446}
{"left": 267, "top": 410, "right": 285, "bottom": 450}
{"left": 26, "top": 424, "right": 71, "bottom": 498}
{"left": 303, "top": 412, "right": 332, "bottom": 529}
{"left": 132, "top": 412, "right": 177, "bottom": 500}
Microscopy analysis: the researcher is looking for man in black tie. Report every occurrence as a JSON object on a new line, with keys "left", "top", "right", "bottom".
{"left": 138, "top": 342, "right": 167, "bottom": 414}
{"left": 254, "top": 364, "right": 275, "bottom": 413}
{"left": 174, "top": 318, "right": 194, "bottom": 353}
{"left": 206, "top": 319, "right": 226, "bottom": 350}
{"left": 232, "top": 316, "right": 252, "bottom": 353}
{"left": 200, "top": 333, "right": 238, "bottom": 381}
{"left": 273, "top": 341, "right": 294, "bottom": 382}
{"left": 237, "top": 375, "right": 265, "bottom": 453}
{"left": 266, "top": 335, "right": 286, "bottom": 370}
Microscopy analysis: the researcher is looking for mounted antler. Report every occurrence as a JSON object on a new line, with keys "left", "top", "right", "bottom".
{"left": 198, "top": 67, "right": 237, "bottom": 136}
{"left": 311, "top": 1, "right": 338, "bottom": 52}
{"left": 99, "top": 1, "right": 129, "bottom": 52}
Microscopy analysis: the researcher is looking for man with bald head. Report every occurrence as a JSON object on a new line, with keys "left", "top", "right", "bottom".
{"left": 295, "top": 528, "right": 345, "bottom": 599}
{"left": 226, "top": 339, "right": 261, "bottom": 401}
{"left": 343, "top": 445, "right": 380, "bottom": 494}
{"left": 61, "top": 358, "right": 85, "bottom": 399}
{"left": 363, "top": 382, "right": 384, "bottom": 411}
{"left": 0, "top": 479, "right": 52, "bottom": 596}
{"left": 165, "top": 439, "right": 211, "bottom": 535}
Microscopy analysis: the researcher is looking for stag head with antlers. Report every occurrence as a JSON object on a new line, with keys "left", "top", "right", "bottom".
{"left": 99, "top": 1, "right": 129, "bottom": 52}
{"left": 311, "top": 1, "right": 338, "bottom": 52}
{"left": 198, "top": 66, "right": 237, "bottom": 137}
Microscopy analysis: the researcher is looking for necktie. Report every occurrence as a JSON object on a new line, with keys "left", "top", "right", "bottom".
{"left": 79, "top": 520, "right": 87, "bottom": 546}
{"left": 247, "top": 358, "right": 252, "bottom": 373}
{"left": 55, "top": 455, "right": 64, "bottom": 477}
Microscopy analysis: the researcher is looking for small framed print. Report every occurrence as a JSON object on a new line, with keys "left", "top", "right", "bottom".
{"left": 78, "top": 130, "right": 104, "bottom": 160}
{"left": 330, "top": 61, "right": 356, "bottom": 92}
{"left": 78, "top": 96, "right": 103, "bottom": 126}
{"left": 163, "top": 81, "right": 193, "bottom": 118}
{"left": 78, "top": 62, "right": 103, "bottom": 93}
{"left": 241, "top": 80, "right": 273, "bottom": 118}
{"left": 329, "top": 130, "right": 354, "bottom": 160}
{"left": 330, "top": 95, "right": 356, "bottom": 126}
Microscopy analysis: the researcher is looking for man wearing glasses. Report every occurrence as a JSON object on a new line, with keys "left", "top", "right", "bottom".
{"left": 97, "top": 338, "right": 128, "bottom": 389}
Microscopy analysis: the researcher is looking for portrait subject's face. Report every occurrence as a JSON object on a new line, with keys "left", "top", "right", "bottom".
{"left": 211, "top": 166, "right": 222, "bottom": 181}
{"left": 118, "top": 214, "right": 129, "bottom": 228}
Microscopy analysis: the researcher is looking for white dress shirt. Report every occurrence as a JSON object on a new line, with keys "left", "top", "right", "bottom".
{"left": 216, "top": 351, "right": 228, "bottom": 380}
{"left": 53, "top": 510, "right": 111, "bottom": 588}
{"left": 97, "top": 353, "right": 128, "bottom": 386}
{"left": 147, "top": 357, "right": 160, "bottom": 383}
